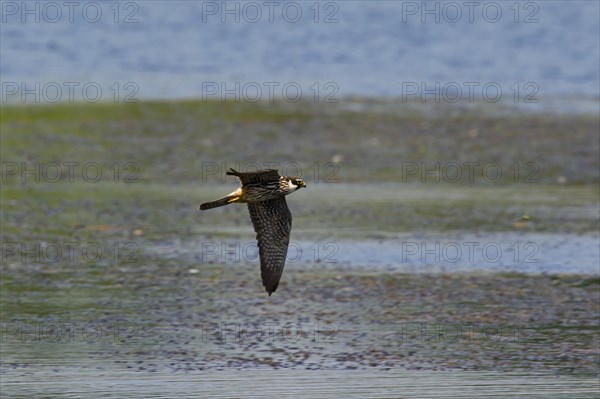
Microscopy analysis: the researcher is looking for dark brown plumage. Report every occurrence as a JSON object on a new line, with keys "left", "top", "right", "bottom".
{"left": 199, "top": 168, "right": 305, "bottom": 295}
{"left": 248, "top": 197, "right": 292, "bottom": 295}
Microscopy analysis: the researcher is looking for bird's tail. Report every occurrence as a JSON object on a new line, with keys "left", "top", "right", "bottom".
{"left": 199, "top": 195, "right": 240, "bottom": 210}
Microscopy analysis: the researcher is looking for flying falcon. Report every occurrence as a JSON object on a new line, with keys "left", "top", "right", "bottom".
{"left": 199, "top": 168, "right": 306, "bottom": 296}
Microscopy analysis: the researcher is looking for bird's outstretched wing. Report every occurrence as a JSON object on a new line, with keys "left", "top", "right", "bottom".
{"left": 247, "top": 197, "right": 292, "bottom": 296}
{"left": 227, "top": 168, "right": 280, "bottom": 185}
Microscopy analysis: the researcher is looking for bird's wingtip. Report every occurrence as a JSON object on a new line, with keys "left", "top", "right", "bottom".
{"left": 265, "top": 282, "right": 279, "bottom": 296}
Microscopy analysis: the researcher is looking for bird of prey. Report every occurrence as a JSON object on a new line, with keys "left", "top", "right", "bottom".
{"left": 199, "top": 168, "right": 306, "bottom": 296}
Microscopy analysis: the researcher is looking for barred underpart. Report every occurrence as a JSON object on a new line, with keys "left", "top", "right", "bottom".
{"left": 199, "top": 168, "right": 305, "bottom": 296}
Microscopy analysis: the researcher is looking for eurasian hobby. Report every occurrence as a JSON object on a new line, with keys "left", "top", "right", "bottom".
{"left": 199, "top": 168, "right": 306, "bottom": 296}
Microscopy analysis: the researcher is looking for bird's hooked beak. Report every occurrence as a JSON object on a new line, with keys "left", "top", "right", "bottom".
{"left": 297, "top": 180, "right": 306, "bottom": 188}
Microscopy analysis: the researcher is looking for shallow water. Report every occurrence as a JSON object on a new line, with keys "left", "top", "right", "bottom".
{"left": 152, "top": 184, "right": 600, "bottom": 274}
{"left": 149, "top": 232, "right": 600, "bottom": 275}
{"left": 2, "top": 369, "right": 599, "bottom": 398}
{"left": 2, "top": 115, "right": 599, "bottom": 394}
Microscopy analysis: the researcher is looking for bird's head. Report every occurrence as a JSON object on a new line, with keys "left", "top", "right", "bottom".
{"left": 283, "top": 177, "right": 306, "bottom": 193}
{"left": 292, "top": 178, "right": 306, "bottom": 188}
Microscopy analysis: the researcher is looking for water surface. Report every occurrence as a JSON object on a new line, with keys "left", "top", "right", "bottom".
{"left": 2, "top": 1, "right": 598, "bottom": 108}
{"left": 3, "top": 369, "right": 599, "bottom": 398}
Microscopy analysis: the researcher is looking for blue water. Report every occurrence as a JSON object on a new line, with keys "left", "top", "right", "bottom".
{"left": 1, "top": 0, "right": 598, "bottom": 105}
{"left": 148, "top": 232, "right": 600, "bottom": 275}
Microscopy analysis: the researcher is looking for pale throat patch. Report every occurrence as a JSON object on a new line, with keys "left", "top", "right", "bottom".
{"left": 286, "top": 180, "right": 299, "bottom": 191}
